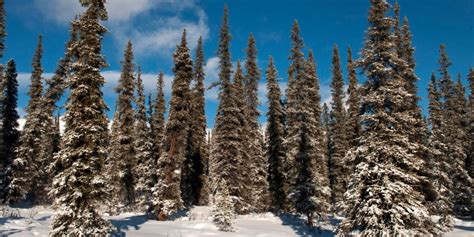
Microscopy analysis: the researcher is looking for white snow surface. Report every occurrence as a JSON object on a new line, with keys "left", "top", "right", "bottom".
{"left": 0, "top": 206, "right": 472, "bottom": 236}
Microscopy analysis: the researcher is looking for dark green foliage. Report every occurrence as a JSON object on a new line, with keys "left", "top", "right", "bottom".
{"left": 265, "top": 57, "right": 287, "bottom": 213}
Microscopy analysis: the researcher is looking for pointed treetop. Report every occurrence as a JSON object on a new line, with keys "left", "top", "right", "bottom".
{"left": 181, "top": 29, "right": 187, "bottom": 47}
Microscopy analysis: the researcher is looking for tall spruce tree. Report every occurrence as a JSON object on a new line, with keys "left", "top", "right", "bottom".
{"left": 345, "top": 47, "right": 360, "bottom": 149}
{"left": 265, "top": 56, "right": 287, "bottom": 213}
{"left": 134, "top": 67, "right": 154, "bottom": 212}
{"left": 0, "top": 0, "right": 5, "bottom": 58}
{"left": 211, "top": 5, "right": 241, "bottom": 220}
{"left": 467, "top": 68, "right": 474, "bottom": 180}
{"left": 436, "top": 45, "right": 472, "bottom": 218}
{"left": 328, "top": 45, "right": 349, "bottom": 209}
{"left": 427, "top": 73, "right": 454, "bottom": 229}
{"left": 1, "top": 60, "right": 19, "bottom": 202}
{"left": 108, "top": 41, "right": 137, "bottom": 209}
{"left": 155, "top": 30, "right": 192, "bottom": 219}
{"left": 244, "top": 34, "right": 269, "bottom": 212}
{"left": 151, "top": 71, "right": 166, "bottom": 159}
{"left": 188, "top": 37, "right": 209, "bottom": 205}
{"left": 339, "top": 1, "right": 438, "bottom": 235}
{"left": 49, "top": 0, "right": 113, "bottom": 235}
{"left": 8, "top": 35, "right": 45, "bottom": 203}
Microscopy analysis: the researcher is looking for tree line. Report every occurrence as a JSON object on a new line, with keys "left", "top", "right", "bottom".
{"left": 0, "top": 0, "right": 472, "bottom": 236}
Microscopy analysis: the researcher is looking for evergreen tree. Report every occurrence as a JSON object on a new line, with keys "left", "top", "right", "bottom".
{"left": 108, "top": 41, "right": 137, "bottom": 209}
{"left": 345, "top": 47, "right": 360, "bottom": 149}
{"left": 151, "top": 71, "right": 166, "bottom": 159}
{"left": 155, "top": 30, "right": 192, "bottom": 219}
{"left": 284, "top": 20, "right": 306, "bottom": 199}
{"left": 1, "top": 60, "right": 19, "bottom": 202}
{"left": 212, "top": 179, "right": 234, "bottom": 232}
{"left": 265, "top": 56, "right": 287, "bottom": 213}
{"left": 134, "top": 67, "right": 154, "bottom": 212}
{"left": 188, "top": 37, "right": 209, "bottom": 206}
{"left": 437, "top": 45, "right": 472, "bottom": 218}
{"left": 339, "top": 1, "right": 438, "bottom": 235}
{"left": 328, "top": 45, "right": 349, "bottom": 209}
{"left": 49, "top": 0, "right": 113, "bottom": 235}
{"left": 244, "top": 34, "right": 269, "bottom": 212}
{"left": 210, "top": 5, "right": 243, "bottom": 218}
{"left": 427, "top": 73, "right": 453, "bottom": 229}
{"left": 8, "top": 35, "right": 45, "bottom": 203}
{"left": 467, "top": 68, "right": 474, "bottom": 180}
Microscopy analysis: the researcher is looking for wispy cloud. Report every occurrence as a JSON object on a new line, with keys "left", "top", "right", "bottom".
{"left": 31, "top": 0, "right": 209, "bottom": 59}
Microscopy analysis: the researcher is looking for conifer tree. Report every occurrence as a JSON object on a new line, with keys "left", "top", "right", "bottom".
{"left": 8, "top": 36, "right": 45, "bottom": 203}
{"left": 212, "top": 179, "right": 234, "bottom": 232}
{"left": 467, "top": 68, "right": 474, "bottom": 179}
{"left": 427, "top": 73, "right": 454, "bottom": 229}
{"left": 244, "top": 34, "right": 269, "bottom": 212}
{"left": 328, "top": 45, "right": 349, "bottom": 208}
{"left": 436, "top": 45, "right": 472, "bottom": 218}
{"left": 134, "top": 67, "right": 154, "bottom": 212}
{"left": 1, "top": 60, "right": 19, "bottom": 202}
{"left": 187, "top": 37, "right": 209, "bottom": 205}
{"left": 232, "top": 61, "right": 253, "bottom": 213}
{"left": 49, "top": 0, "right": 113, "bottom": 235}
{"left": 265, "top": 56, "right": 287, "bottom": 213}
{"left": 151, "top": 71, "right": 166, "bottom": 158}
{"left": 108, "top": 41, "right": 137, "bottom": 209}
{"left": 284, "top": 20, "right": 307, "bottom": 196}
{"left": 345, "top": 47, "right": 360, "bottom": 148}
{"left": 210, "top": 5, "right": 242, "bottom": 218}
{"left": 155, "top": 30, "right": 192, "bottom": 219}
{"left": 339, "top": 1, "right": 438, "bottom": 235}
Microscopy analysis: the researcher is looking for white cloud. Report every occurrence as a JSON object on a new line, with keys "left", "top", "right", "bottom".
{"left": 31, "top": 0, "right": 209, "bottom": 58}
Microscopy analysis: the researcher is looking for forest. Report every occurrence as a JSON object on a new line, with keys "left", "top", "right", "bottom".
{"left": 0, "top": 0, "right": 472, "bottom": 236}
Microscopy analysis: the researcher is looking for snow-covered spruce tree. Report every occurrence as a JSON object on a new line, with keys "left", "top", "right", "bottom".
{"left": 134, "top": 67, "right": 155, "bottom": 212}
{"left": 210, "top": 5, "right": 242, "bottom": 218}
{"left": 304, "top": 50, "right": 331, "bottom": 217}
{"left": 322, "top": 102, "right": 331, "bottom": 170}
{"left": 182, "top": 36, "right": 206, "bottom": 207}
{"left": 265, "top": 56, "right": 287, "bottom": 213}
{"left": 451, "top": 74, "right": 472, "bottom": 218}
{"left": 212, "top": 179, "right": 235, "bottom": 232}
{"left": 284, "top": 20, "right": 306, "bottom": 201}
{"left": 328, "top": 45, "right": 349, "bottom": 209}
{"left": 468, "top": 68, "right": 474, "bottom": 180}
{"left": 49, "top": 0, "right": 113, "bottom": 235}
{"left": 188, "top": 37, "right": 209, "bottom": 206}
{"left": 41, "top": 27, "right": 76, "bottom": 180}
{"left": 151, "top": 71, "right": 166, "bottom": 158}
{"left": 345, "top": 47, "right": 360, "bottom": 149}
{"left": 290, "top": 126, "right": 321, "bottom": 227}
{"left": 427, "top": 73, "right": 454, "bottom": 229}
{"left": 1, "top": 60, "right": 19, "bottom": 202}
{"left": 108, "top": 41, "right": 137, "bottom": 209}
{"left": 155, "top": 30, "right": 192, "bottom": 219}
{"left": 233, "top": 61, "right": 253, "bottom": 214}
{"left": 8, "top": 35, "right": 45, "bottom": 204}
{"left": 244, "top": 34, "right": 269, "bottom": 212}
{"left": 436, "top": 45, "right": 472, "bottom": 218}
{"left": 338, "top": 0, "right": 438, "bottom": 235}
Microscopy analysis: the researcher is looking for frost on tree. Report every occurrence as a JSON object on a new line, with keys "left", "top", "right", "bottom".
{"left": 107, "top": 41, "right": 137, "bottom": 211}
{"left": 154, "top": 30, "right": 192, "bottom": 220}
{"left": 338, "top": 0, "right": 439, "bottom": 236}
{"left": 212, "top": 179, "right": 235, "bottom": 232}
{"left": 8, "top": 35, "right": 46, "bottom": 204}
{"left": 134, "top": 67, "right": 155, "bottom": 212}
{"left": 265, "top": 56, "right": 287, "bottom": 213}
{"left": 49, "top": 0, "right": 113, "bottom": 235}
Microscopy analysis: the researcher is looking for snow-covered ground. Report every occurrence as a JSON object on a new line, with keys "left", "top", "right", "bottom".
{"left": 0, "top": 206, "right": 472, "bottom": 236}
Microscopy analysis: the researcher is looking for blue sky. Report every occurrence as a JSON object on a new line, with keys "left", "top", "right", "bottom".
{"left": 4, "top": 0, "right": 474, "bottom": 128}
